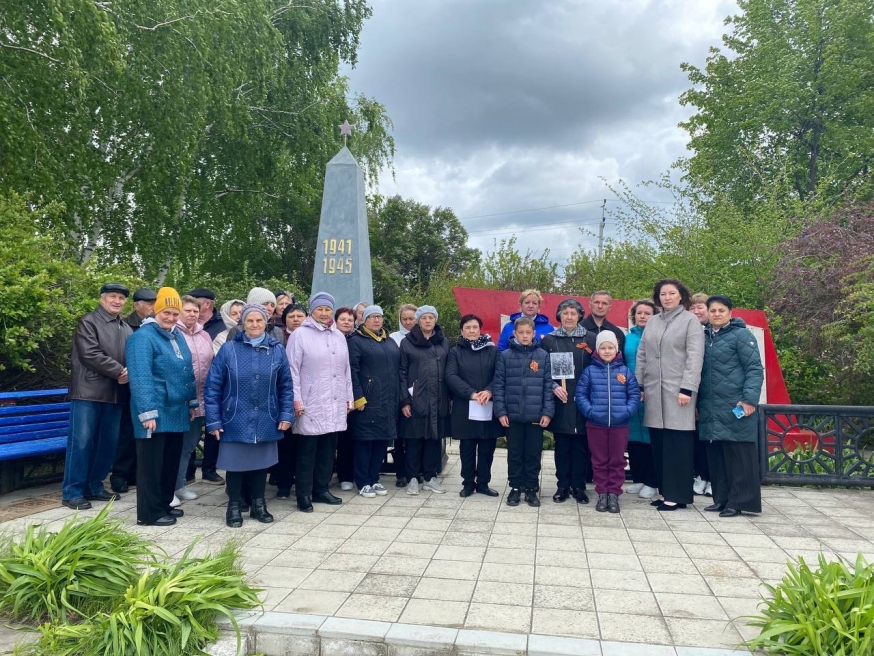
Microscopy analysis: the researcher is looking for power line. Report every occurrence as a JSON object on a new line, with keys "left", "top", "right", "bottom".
{"left": 466, "top": 218, "right": 603, "bottom": 236}
{"left": 458, "top": 197, "right": 675, "bottom": 222}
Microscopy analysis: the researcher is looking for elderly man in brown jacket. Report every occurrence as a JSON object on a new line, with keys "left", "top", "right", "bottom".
{"left": 62, "top": 283, "right": 133, "bottom": 510}
{"left": 635, "top": 278, "right": 704, "bottom": 511}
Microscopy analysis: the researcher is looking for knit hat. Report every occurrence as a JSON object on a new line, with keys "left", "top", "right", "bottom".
{"left": 555, "top": 298, "right": 585, "bottom": 323}
{"left": 309, "top": 291, "right": 335, "bottom": 311}
{"left": 154, "top": 287, "right": 182, "bottom": 312}
{"left": 240, "top": 303, "right": 269, "bottom": 324}
{"left": 415, "top": 305, "right": 438, "bottom": 322}
{"left": 247, "top": 287, "right": 277, "bottom": 307}
{"left": 362, "top": 305, "right": 383, "bottom": 323}
{"left": 595, "top": 330, "right": 619, "bottom": 350}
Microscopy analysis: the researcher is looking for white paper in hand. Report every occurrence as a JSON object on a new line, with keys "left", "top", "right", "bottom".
{"left": 469, "top": 400, "right": 493, "bottom": 421}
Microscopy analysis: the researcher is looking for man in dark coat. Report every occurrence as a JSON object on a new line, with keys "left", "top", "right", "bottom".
{"left": 188, "top": 288, "right": 225, "bottom": 340}
{"left": 63, "top": 283, "right": 133, "bottom": 510}
{"left": 582, "top": 291, "right": 626, "bottom": 353}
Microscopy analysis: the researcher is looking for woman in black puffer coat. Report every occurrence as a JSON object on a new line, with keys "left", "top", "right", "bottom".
{"left": 399, "top": 305, "right": 450, "bottom": 495}
{"left": 348, "top": 306, "right": 400, "bottom": 498}
{"left": 445, "top": 314, "right": 503, "bottom": 498}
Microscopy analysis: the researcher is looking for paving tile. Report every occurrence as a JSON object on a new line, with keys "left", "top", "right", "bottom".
{"left": 253, "top": 565, "right": 313, "bottom": 588}
{"left": 666, "top": 617, "right": 744, "bottom": 648}
{"left": 598, "top": 611, "right": 673, "bottom": 644}
{"left": 384, "top": 541, "right": 438, "bottom": 559}
{"left": 306, "top": 523, "right": 359, "bottom": 539}
{"left": 587, "top": 553, "right": 642, "bottom": 571}
{"left": 354, "top": 573, "right": 419, "bottom": 597}
{"left": 535, "top": 565, "right": 591, "bottom": 587}
{"left": 334, "top": 538, "right": 392, "bottom": 556}
{"left": 317, "top": 553, "right": 379, "bottom": 572}
{"left": 746, "top": 561, "right": 792, "bottom": 580}
{"left": 600, "top": 640, "right": 676, "bottom": 655}
{"left": 528, "top": 634, "right": 602, "bottom": 656}
{"left": 399, "top": 598, "right": 469, "bottom": 628}
{"left": 594, "top": 589, "right": 659, "bottom": 615}
{"left": 683, "top": 544, "right": 741, "bottom": 561}
{"left": 647, "top": 572, "right": 711, "bottom": 595}
{"left": 335, "top": 593, "right": 409, "bottom": 622}
{"left": 492, "top": 522, "right": 538, "bottom": 536}
{"left": 533, "top": 584, "right": 595, "bottom": 611}
{"left": 369, "top": 556, "right": 430, "bottom": 576}
{"left": 590, "top": 569, "right": 651, "bottom": 591}
{"left": 585, "top": 538, "right": 635, "bottom": 555}
{"left": 479, "top": 562, "right": 536, "bottom": 584}
{"left": 384, "top": 622, "right": 458, "bottom": 650}
{"left": 298, "top": 569, "right": 367, "bottom": 593}
{"left": 733, "top": 546, "right": 788, "bottom": 564}
{"left": 536, "top": 549, "right": 588, "bottom": 569}
{"left": 257, "top": 586, "right": 291, "bottom": 610}
{"left": 531, "top": 608, "right": 599, "bottom": 639}
{"left": 633, "top": 541, "right": 688, "bottom": 558}
{"left": 484, "top": 547, "right": 536, "bottom": 564}
{"left": 537, "top": 523, "right": 584, "bottom": 538}
{"left": 455, "top": 627, "right": 528, "bottom": 653}
{"left": 270, "top": 550, "right": 331, "bottom": 569}
{"left": 703, "top": 576, "right": 765, "bottom": 599}
{"left": 275, "top": 589, "right": 349, "bottom": 615}
{"left": 413, "top": 577, "right": 477, "bottom": 602}
{"left": 466, "top": 602, "right": 532, "bottom": 633}
{"left": 627, "top": 529, "right": 678, "bottom": 544}
{"left": 473, "top": 580, "right": 533, "bottom": 606}
{"left": 718, "top": 595, "right": 764, "bottom": 622}
{"left": 639, "top": 555, "right": 696, "bottom": 574}
{"left": 721, "top": 533, "right": 779, "bottom": 549}
{"left": 396, "top": 528, "right": 446, "bottom": 544}
{"left": 692, "top": 559, "right": 757, "bottom": 578}
{"left": 424, "top": 559, "right": 482, "bottom": 581}
{"left": 657, "top": 592, "right": 728, "bottom": 620}
{"left": 433, "top": 545, "right": 486, "bottom": 562}
{"left": 441, "top": 531, "right": 491, "bottom": 547}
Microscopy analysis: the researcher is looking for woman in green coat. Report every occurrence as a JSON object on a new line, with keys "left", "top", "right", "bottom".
{"left": 697, "top": 295, "right": 764, "bottom": 517}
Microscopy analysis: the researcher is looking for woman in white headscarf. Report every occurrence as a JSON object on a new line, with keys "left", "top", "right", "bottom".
{"left": 211, "top": 299, "right": 245, "bottom": 355}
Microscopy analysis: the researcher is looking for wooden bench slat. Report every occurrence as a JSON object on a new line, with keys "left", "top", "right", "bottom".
{"left": 0, "top": 402, "right": 72, "bottom": 417}
{"left": 0, "top": 427, "right": 69, "bottom": 444}
{"left": 0, "top": 413, "right": 69, "bottom": 428}
{"left": 0, "top": 437, "right": 67, "bottom": 461}
{"left": 0, "top": 421, "right": 69, "bottom": 437}
{"left": 0, "top": 389, "right": 68, "bottom": 401}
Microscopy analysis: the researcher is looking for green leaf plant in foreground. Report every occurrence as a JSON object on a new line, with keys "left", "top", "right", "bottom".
{"left": 0, "top": 503, "right": 154, "bottom": 623}
{"left": 743, "top": 554, "right": 874, "bottom": 655}
{"left": 17, "top": 541, "right": 262, "bottom": 656}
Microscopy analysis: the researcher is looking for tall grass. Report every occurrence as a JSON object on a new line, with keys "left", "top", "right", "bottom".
{"left": 0, "top": 503, "right": 154, "bottom": 623}
{"left": 744, "top": 554, "right": 874, "bottom": 655}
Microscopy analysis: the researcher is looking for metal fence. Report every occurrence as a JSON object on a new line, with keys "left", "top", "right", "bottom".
{"left": 759, "top": 404, "right": 874, "bottom": 487}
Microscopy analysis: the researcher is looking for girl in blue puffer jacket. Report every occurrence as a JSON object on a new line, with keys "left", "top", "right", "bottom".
{"left": 575, "top": 331, "right": 640, "bottom": 514}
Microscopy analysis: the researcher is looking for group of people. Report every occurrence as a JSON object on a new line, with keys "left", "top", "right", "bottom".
{"left": 60, "top": 278, "right": 764, "bottom": 527}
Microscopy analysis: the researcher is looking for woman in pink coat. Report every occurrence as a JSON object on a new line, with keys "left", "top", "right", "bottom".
{"left": 285, "top": 292, "right": 354, "bottom": 512}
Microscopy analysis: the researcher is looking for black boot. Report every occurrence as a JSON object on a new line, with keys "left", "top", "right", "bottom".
{"left": 573, "top": 488, "right": 590, "bottom": 504}
{"left": 313, "top": 491, "right": 342, "bottom": 505}
{"left": 506, "top": 488, "right": 522, "bottom": 506}
{"left": 460, "top": 485, "right": 475, "bottom": 498}
{"left": 552, "top": 487, "right": 570, "bottom": 503}
{"left": 525, "top": 488, "right": 541, "bottom": 507}
{"left": 596, "top": 494, "right": 609, "bottom": 512}
{"left": 396, "top": 477, "right": 408, "bottom": 487}
{"left": 297, "top": 495, "right": 314, "bottom": 512}
{"left": 110, "top": 476, "right": 128, "bottom": 494}
{"left": 250, "top": 498, "right": 274, "bottom": 523}
{"left": 226, "top": 501, "right": 243, "bottom": 528}
{"left": 607, "top": 493, "right": 620, "bottom": 513}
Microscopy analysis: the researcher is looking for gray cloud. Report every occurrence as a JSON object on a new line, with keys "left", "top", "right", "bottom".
{"left": 345, "top": 0, "right": 738, "bottom": 263}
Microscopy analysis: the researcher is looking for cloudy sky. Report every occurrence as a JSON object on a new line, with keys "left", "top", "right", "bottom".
{"left": 345, "top": 0, "right": 738, "bottom": 266}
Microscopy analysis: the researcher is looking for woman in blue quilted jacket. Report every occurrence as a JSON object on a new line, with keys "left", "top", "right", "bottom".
{"left": 575, "top": 331, "right": 640, "bottom": 513}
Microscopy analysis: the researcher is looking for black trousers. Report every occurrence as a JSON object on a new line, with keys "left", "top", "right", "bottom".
{"left": 354, "top": 440, "right": 389, "bottom": 489}
{"left": 460, "top": 438, "right": 497, "bottom": 487}
{"left": 135, "top": 432, "right": 182, "bottom": 524}
{"left": 275, "top": 429, "right": 296, "bottom": 491}
{"left": 507, "top": 422, "right": 543, "bottom": 490}
{"left": 296, "top": 432, "right": 338, "bottom": 497}
{"left": 110, "top": 401, "right": 137, "bottom": 486}
{"left": 706, "top": 441, "right": 762, "bottom": 513}
{"left": 201, "top": 433, "right": 219, "bottom": 473}
{"left": 694, "top": 430, "right": 710, "bottom": 480}
{"left": 392, "top": 437, "right": 406, "bottom": 479}
{"left": 627, "top": 441, "right": 658, "bottom": 487}
{"left": 335, "top": 428, "right": 354, "bottom": 483}
{"left": 650, "top": 428, "right": 695, "bottom": 504}
{"left": 553, "top": 431, "right": 589, "bottom": 490}
{"left": 227, "top": 469, "right": 267, "bottom": 503}
{"left": 405, "top": 438, "right": 441, "bottom": 482}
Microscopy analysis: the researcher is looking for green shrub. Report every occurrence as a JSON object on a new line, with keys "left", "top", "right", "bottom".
{"left": 20, "top": 541, "right": 261, "bottom": 656}
{"left": 744, "top": 554, "right": 874, "bottom": 655}
{"left": 0, "top": 504, "right": 154, "bottom": 623}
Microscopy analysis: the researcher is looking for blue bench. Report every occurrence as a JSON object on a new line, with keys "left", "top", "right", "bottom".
{"left": 0, "top": 389, "right": 69, "bottom": 493}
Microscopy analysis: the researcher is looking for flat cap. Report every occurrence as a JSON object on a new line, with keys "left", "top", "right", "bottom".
{"left": 132, "top": 288, "right": 157, "bottom": 302}
{"left": 186, "top": 288, "right": 216, "bottom": 300}
{"left": 99, "top": 283, "right": 130, "bottom": 297}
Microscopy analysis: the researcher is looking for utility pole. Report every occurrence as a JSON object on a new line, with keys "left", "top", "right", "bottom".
{"left": 598, "top": 199, "right": 606, "bottom": 258}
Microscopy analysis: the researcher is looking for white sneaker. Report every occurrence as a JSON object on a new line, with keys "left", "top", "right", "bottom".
{"left": 359, "top": 485, "right": 376, "bottom": 498}
{"left": 693, "top": 476, "right": 707, "bottom": 495}
{"left": 175, "top": 487, "right": 198, "bottom": 501}
{"left": 406, "top": 478, "right": 420, "bottom": 495}
{"left": 423, "top": 478, "right": 445, "bottom": 494}
{"left": 639, "top": 485, "right": 658, "bottom": 499}
{"left": 170, "top": 494, "right": 181, "bottom": 508}
{"left": 372, "top": 483, "right": 388, "bottom": 496}
{"left": 705, "top": 482, "right": 712, "bottom": 496}
{"left": 626, "top": 483, "right": 645, "bottom": 494}
{"left": 340, "top": 481, "right": 354, "bottom": 491}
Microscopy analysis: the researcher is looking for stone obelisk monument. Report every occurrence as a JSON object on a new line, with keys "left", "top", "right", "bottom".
{"left": 310, "top": 121, "right": 373, "bottom": 309}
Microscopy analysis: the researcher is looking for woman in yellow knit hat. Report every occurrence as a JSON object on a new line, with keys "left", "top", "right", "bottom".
{"left": 126, "top": 287, "right": 198, "bottom": 526}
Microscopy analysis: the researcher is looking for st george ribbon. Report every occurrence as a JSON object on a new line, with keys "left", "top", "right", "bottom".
{"left": 310, "top": 121, "right": 374, "bottom": 309}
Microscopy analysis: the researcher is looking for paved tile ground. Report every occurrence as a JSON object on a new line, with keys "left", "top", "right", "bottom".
{"left": 4, "top": 444, "right": 874, "bottom": 653}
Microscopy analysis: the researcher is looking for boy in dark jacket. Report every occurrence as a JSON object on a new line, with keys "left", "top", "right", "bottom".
{"left": 575, "top": 331, "right": 640, "bottom": 513}
{"left": 493, "top": 317, "right": 555, "bottom": 507}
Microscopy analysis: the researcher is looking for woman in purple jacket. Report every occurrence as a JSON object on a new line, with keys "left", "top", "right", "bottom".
{"left": 285, "top": 292, "right": 354, "bottom": 512}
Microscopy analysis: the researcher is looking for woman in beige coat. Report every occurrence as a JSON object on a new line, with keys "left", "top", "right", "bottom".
{"left": 635, "top": 278, "right": 704, "bottom": 511}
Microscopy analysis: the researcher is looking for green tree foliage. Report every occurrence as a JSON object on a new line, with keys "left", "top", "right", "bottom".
{"left": 0, "top": 0, "right": 394, "bottom": 285}
{"left": 679, "top": 0, "right": 874, "bottom": 211}
{"left": 0, "top": 192, "right": 141, "bottom": 390}
{"left": 369, "top": 195, "right": 480, "bottom": 306}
